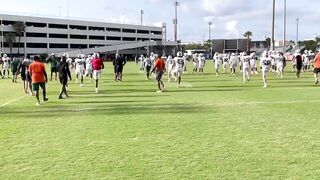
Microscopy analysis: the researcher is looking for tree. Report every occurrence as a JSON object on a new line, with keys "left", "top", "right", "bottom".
{"left": 243, "top": 31, "right": 253, "bottom": 53}
{"left": 13, "top": 21, "right": 25, "bottom": 56}
{"left": 4, "top": 33, "right": 16, "bottom": 58}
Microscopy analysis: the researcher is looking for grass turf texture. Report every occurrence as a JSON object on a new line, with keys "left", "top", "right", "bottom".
{"left": 0, "top": 61, "right": 320, "bottom": 179}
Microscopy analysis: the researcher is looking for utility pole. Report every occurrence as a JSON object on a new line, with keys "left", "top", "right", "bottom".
{"left": 173, "top": 1, "right": 180, "bottom": 42}
{"left": 271, "top": 0, "right": 276, "bottom": 51}
{"left": 283, "top": 0, "right": 287, "bottom": 53}
{"left": 140, "top": 10, "right": 144, "bottom": 25}
{"left": 296, "top": 18, "right": 299, "bottom": 47}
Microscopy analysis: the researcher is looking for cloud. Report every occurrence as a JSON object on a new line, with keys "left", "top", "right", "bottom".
{"left": 226, "top": 20, "right": 239, "bottom": 38}
{"left": 201, "top": 0, "right": 247, "bottom": 15}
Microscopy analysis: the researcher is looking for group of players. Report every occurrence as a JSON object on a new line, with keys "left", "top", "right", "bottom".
{"left": 137, "top": 51, "right": 187, "bottom": 90}
{"left": 136, "top": 49, "right": 318, "bottom": 89}
{"left": 1, "top": 48, "right": 320, "bottom": 104}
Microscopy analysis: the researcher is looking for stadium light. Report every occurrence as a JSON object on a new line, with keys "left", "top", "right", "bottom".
{"left": 140, "top": 10, "right": 144, "bottom": 25}
{"left": 283, "top": 0, "right": 287, "bottom": 53}
{"left": 208, "top": 22, "right": 212, "bottom": 41}
{"left": 271, "top": 0, "right": 275, "bottom": 51}
{"left": 173, "top": 1, "right": 180, "bottom": 42}
{"left": 296, "top": 18, "right": 299, "bottom": 47}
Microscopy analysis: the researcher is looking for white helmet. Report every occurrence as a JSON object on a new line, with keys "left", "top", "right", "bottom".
{"left": 93, "top": 53, "right": 100, "bottom": 58}
{"left": 77, "top": 54, "right": 82, "bottom": 58}
{"left": 242, "top": 52, "right": 247, "bottom": 56}
{"left": 177, "top": 51, "right": 182, "bottom": 57}
{"left": 50, "top": 53, "right": 55, "bottom": 56}
{"left": 140, "top": 54, "right": 144, "bottom": 58}
{"left": 231, "top": 53, "right": 235, "bottom": 56}
{"left": 168, "top": 55, "right": 173, "bottom": 59}
{"left": 3, "top": 54, "right": 7, "bottom": 58}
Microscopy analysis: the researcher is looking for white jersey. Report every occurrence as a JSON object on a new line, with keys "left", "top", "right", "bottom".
{"left": 302, "top": 54, "right": 309, "bottom": 66}
{"left": 241, "top": 56, "right": 251, "bottom": 68}
{"left": 2, "top": 57, "right": 10, "bottom": 69}
{"left": 75, "top": 58, "right": 85, "bottom": 71}
{"left": 166, "top": 57, "right": 175, "bottom": 70}
{"left": 260, "top": 57, "right": 272, "bottom": 70}
{"left": 139, "top": 57, "right": 145, "bottom": 68}
{"left": 144, "top": 57, "right": 152, "bottom": 68}
{"left": 229, "top": 56, "right": 239, "bottom": 68}
{"left": 86, "top": 58, "right": 93, "bottom": 70}
{"left": 174, "top": 57, "right": 185, "bottom": 71}
{"left": 250, "top": 56, "right": 257, "bottom": 68}
{"left": 198, "top": 57, "right": 205, "bottom": 68}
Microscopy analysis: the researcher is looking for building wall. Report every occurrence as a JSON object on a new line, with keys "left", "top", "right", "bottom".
{"left": 212, "top": 39, "right": 248, "bottom": 53}
{"left": 0, "top": 14, "right": 163, "bottom": 56}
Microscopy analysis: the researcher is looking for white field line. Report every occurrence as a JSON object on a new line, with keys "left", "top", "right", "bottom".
{"left": 0, "top": 95, "right": 26, "bottom": 108}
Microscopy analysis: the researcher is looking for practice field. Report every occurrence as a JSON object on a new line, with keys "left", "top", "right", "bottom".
{"left": 1, "top": 61, "right": 320, "bottom": 179}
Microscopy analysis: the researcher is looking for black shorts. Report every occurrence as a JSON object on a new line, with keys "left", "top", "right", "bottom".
{"left": 51, "top": 67, "right": 58, "bottom": 73}
{"left": 314, "top": 68, "right": 320, "bottom": 74}
{"left": 156, "top": 70, "right": 164, "bottom": 81}
{"left": 59, "top": 76, "right": 68, "bottom": 86}
{"left": 22, "top": 72, "right": 32, "bottom": 81}
{"left": 116, "top": 66, "right": 123, "bottom": 74}
{"left": 146, "top": 65, "right": 151, "bottom": 72}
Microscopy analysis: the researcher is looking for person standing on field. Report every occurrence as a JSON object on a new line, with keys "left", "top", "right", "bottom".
{"left": 151, "top": 54, "right": 166, "bottom": 93}
{"left": 29, "top": 56, "right": 48, "bottom": 105}
{"left": 58, "top": 56, "right": 72, "bottom": 99}
{"left": 92, "top": 53, "right": 104, "bottom": 93}
{"left": 313, "top": 51, "right": 320, "bottom": 84}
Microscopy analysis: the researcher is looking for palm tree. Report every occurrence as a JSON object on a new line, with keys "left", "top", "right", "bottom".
{"left": 13, "top": 21, "right": 25, "bottom": 56}
{"left": 243, "top": 31, "right": 253, "bottom": 53}
{"left": 4, "top": 33, "right": 16, "bottom": 58}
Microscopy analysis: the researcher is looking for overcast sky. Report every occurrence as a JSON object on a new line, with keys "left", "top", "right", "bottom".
{"left": 0, "top": 0, "right": 318, "bottom": 42}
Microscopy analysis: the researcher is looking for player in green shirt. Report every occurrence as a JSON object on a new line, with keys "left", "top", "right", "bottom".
{"left": 46, "top": 53, "right": 59, "bottom": 81}
{"left": 11, "top": 57, "right": 20, "bottom": 83}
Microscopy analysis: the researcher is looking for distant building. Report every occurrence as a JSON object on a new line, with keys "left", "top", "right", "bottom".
{"left": 0, "top": 13, "right": 176, "bottom": 57}
{"left": 212, "top": 39, "right": 248, "bottom": 53}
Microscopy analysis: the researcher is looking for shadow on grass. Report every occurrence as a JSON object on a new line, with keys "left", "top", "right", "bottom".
{"left": 0, "top": 103, "right": 215, "bottom": 117}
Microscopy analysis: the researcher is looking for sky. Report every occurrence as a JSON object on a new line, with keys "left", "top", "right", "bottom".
{"left": 0, "top": 0, "right": 318, "bottom": 42}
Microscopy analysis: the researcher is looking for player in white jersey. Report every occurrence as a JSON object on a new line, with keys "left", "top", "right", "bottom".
{"left": 229, "top": 53, "right": 239, "bottom": 75}
{"left": 74, "top": 54, "right": 85, "bottom": 87}
{"left": 302, "top": 50, "right": 310, "bottom": 72}
{"left": 183, "top": 53, "right": 188, "bottom": 74}
{"left": 174, "top": 51, "right": 185, "bottom": 88}
{"left": 150, "top": 52, "right": 156, "bottom": 68}
{"left": 144, "top": 55, "right": 152, "bottom": 80}
{"left": 198, "top": 53, "right": 206, "bottom": 75}
{"left": 222, "top": 54, "right": 229, "bottom": 73}
{"left": 85, "top": 55, "right": 93, "bottom": 82}
{"left": 260, "top": 51, "right": 272, "bottom": 88}
{"left": 2, "top": 54, "right": 11, "bottom": 78}
{"left": 250, "top": 52, "right": 258, "bottom": 74}
{"left": 139, "top": 55, "right": 145, "bottom": 72}
{"left": 214, "top": 52, "right": 222, "bottom": 77}
{"left": 275, "top": 52, "right": 285, "bottom": 78}
{"left": 241, "top": 52, "right": 251, "bottom": 83}
{"left": 166, "top": 55, "right": 175, "bottom": 82}
{"left": 192, "top": 54, "right": 199, "bottom": 74}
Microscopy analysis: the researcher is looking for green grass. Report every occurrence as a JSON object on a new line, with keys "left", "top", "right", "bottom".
{"left": 1, "top": 61, "right": 320, "bottom": 179}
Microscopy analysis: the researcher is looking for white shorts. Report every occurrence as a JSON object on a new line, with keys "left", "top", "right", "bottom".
{"left": 277, "top": 64, "right": 284, "bottom": 70}
{"left": 76, "top": 68, "right": 85, "bottom": 76}
{"left": 86, "top": 68, "right": 93, "bottom": 75}
{"left": 262, "top": 67, "right": 269, "bottom": 76}
{"left": 175, "top": 68, "right": 183, "bottom": 77}
{"left": 215, "top": 63, "right": 221, "bottom": 70}
{"left": 3, "top": 64, "right": 10, "bottom": 70}
{"left": 93, "top": 70, "right": 102, "bottom": 80}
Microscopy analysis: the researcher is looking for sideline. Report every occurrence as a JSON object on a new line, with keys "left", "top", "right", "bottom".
{"left": 0, "top": 95, "right": 26, "bottom": 108}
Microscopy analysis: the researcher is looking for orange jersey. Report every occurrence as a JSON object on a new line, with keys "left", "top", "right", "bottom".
{"left": 154, "top": 58, "right": 165, "bottom": 70}
{"left": 29, "top": 61, "right": 46, "bottom": 83}
{"left": 314, "top": 53, "right": 320, "bottom": 68}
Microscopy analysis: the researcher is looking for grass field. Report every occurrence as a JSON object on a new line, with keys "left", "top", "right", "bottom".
{"left": 1, "top": 61, "right": 320, "bottom": 179}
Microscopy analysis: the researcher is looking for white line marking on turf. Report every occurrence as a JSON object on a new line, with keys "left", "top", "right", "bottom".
{"left": 0, "top": 95, "right": 26, "bottom": 108}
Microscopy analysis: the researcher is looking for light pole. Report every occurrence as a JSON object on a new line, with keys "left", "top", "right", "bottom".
{"left": 296, "top": 18, "right": 299, "bottom": 47}
{"left": 140, "top": 10, "right": 144, "bottom": 25}
{"left": 208, "top": 22, "right": 212, "bottom": 40}
{"left": 271, "top": 0, "right": 275, "bottom": 51}
{"left": 173, "top": 1, "right": 180, "bottom": 42}
{"left": 283, "top": 0, "right": 287, "bottom": 53}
